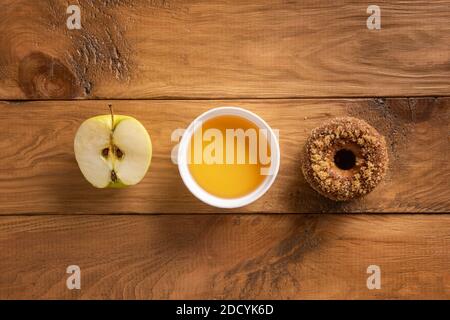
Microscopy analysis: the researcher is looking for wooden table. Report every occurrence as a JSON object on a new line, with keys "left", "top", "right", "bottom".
{"left": 0, "top": 0, "right": 449, "bottom": 299}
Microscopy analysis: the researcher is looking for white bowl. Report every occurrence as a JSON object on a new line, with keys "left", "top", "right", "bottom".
{"left": 177, "top": 106, "right": 280, "bottom": 208}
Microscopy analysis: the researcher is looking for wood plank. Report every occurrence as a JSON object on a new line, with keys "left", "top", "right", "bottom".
{"left": 0, "top": 0, "right": 449, "bottom": 99}
{"left": 0, "top": 214, "right": 449, "bottom": 299}
{"left": 0, "top": 98, "right": 448, "bottom": 214}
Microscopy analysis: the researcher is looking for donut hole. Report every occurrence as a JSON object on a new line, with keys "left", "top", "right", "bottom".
{"left": 334, "top": 149, "right": 356, "bottom": 170}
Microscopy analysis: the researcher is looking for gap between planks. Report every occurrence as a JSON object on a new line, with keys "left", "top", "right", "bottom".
{"left": 1, "top": 96, "right": 450, "bottom": 103}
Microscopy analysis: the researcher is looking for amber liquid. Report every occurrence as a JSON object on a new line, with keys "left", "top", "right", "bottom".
{"left": 188, "top": 115, "right": 271, "bottom": 198}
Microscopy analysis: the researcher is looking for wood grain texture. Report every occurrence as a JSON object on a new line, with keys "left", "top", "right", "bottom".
{"left": 0, "top": 98, "right": 448, "bottom": 214}
{"left": 0, "top": 0, "right": 449, "bottom": 99}
{"left": 0, "top": 214, "right": 449, "bottom": 299}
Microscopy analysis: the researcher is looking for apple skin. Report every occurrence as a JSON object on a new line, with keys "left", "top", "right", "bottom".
{"left": 75, "top": 114, "right": 152, "bottom": 189}
{"left": 108, "top": 181, "right": 128, "bottom": 188}
{"left": 89, "top": 114, "right": 131, "bottom": 128}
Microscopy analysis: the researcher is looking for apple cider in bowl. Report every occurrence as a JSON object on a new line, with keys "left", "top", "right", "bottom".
{"left": 188, "top": 115, "right": 271, "bottom": 199}
{"left": 178, "top": 107, "right": 280, "bottom": 208}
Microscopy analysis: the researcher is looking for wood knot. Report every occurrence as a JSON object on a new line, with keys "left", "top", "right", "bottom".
{"left": 18, "top": 52, "right": 80, "bottom": 98}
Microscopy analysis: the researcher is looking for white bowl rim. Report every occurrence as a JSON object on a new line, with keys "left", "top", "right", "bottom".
{"left": 177, "top": 106, "right": 280, "bottom": 209}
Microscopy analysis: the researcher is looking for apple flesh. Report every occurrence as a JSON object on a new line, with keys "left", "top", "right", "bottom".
{"left": 74, "top": 110, "right": 152, "bottom": 188}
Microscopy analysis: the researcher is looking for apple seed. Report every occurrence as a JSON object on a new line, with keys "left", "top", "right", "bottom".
{"left": 111, "top": 170, "right": 118, "bottom": 182}
{"left": 116, "top": 147, "right": 124, "bottom": 159}
{"left": 102, "top": 147, "right": 109, "bottom": 157}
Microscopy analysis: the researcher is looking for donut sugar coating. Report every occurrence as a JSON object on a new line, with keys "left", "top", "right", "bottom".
{"left": 302, "top": 117, "right": 388, "bottom": 201}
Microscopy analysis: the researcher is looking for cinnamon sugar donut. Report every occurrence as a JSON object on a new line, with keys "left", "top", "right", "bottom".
{"left": 302, "top": 117, "right": 388, "bottom": 201}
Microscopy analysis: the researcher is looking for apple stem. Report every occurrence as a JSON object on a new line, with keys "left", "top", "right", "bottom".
{"left": 108, "top": 104, "right": 114, "bottom": 129}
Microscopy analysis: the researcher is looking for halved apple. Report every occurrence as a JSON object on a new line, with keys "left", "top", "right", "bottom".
{"left": 74, "top": 106, "right": 152, "bottom": 188}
